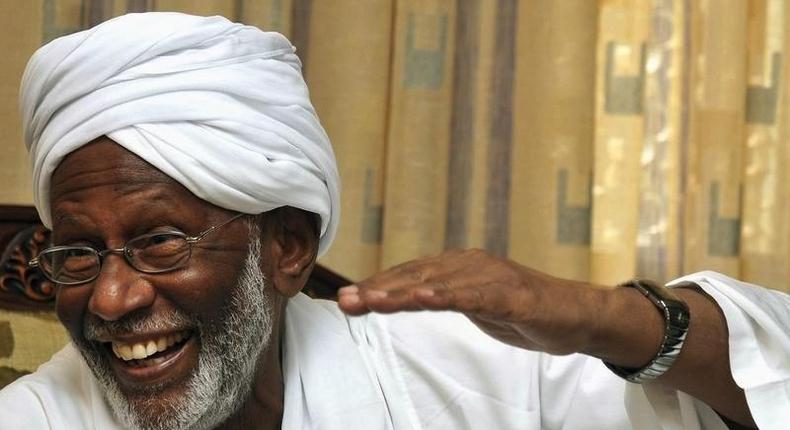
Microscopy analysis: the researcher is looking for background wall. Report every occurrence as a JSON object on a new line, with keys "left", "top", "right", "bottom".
{"left": 1, "top": 0, "right": 788, "bottom": 292}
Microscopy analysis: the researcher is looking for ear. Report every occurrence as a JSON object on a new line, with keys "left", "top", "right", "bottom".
{"left": 263, "top": 207, "right": 319, "bottom": 297}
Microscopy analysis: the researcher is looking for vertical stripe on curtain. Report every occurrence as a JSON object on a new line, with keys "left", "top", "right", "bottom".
{"left": 298, "top": 1, "right": 393, "bottom": 282}
{"left": 636, "top": 0, "right": 686, "bottom": 284}
{"left": 683, "top": 0, "right": 747, "bottom": 278}
{"left": 590, "top": 0, "right": 650, "bottom": 286}
{"left": 741, "top": 0, "right": 790, "bottom": 291}
{"left": 510, "top": 0, "right": 597, "bottom": 282}
{"left": 380, "top": 0, "right": 456, "bottom": 269}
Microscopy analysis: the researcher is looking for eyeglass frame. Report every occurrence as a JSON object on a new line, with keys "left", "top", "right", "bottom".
{"left": 28, "top": 212, "right": 247, "bottom": 286}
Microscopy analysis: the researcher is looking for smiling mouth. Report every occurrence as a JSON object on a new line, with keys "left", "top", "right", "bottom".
{"left": 108, "top": 330, "right": 192, "bottom": 367}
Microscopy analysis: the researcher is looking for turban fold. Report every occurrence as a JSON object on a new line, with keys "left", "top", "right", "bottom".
{"left": 20, "top": 12, "right": 340, "bottom": 256}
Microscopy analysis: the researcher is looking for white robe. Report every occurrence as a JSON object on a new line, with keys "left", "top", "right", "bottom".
{"left": 0, "top": 271, "right": 787, "bottom": 429}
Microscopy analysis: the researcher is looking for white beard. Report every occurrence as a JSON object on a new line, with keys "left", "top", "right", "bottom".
{"left": 76, "top": 229, "right": 276, "bottom": 430}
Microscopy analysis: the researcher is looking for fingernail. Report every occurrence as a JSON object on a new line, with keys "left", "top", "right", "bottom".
{"left": 416, "top": 289, "right": 435, "bottom": 297}
{"left": 341, "top": 294, "right": 360, "bottom": 305}
{"left": 338, "top": 285, "right": 358, "bottom": 295}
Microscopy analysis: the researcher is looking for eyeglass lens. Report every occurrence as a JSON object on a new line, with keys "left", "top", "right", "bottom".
{"left": 39, "top": 248, "right": 100, "bottom": 284}
{"left": 38, "top": 232, "right": 193, "bottom": 284}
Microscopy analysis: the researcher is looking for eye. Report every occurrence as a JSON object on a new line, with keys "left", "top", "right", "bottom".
{"left": 130, "top": 233, "right": 188, "bottom": 257}
{"left": 40, "top": 248, "right": 98, "bottom": 279}
{"left": 61, "top": 249, "right": 97, "bottom": 272}
{"left": 150, "top": 233, "right": 177, "bottom": 245}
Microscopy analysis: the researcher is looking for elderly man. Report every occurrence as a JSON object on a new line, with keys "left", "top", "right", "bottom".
{"left": 0, "top": 12, "right": 788, "bottom": 430}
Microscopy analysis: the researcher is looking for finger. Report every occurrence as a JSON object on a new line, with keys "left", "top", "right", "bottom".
{"left": 337, "top": 285, "right": 372, "bottom": 315}
{"left": 339, "top": 280, "right": 496, "bottom": 316}
{"left": 337, "top": 285, "right": 426, "bottom": 315}
{"left": 338, "top": 250, "right": 517, "bottom": 316}
{"left": 417, "top": 282, "right": 531, "bottom": 320}
{"left": 338, "top": 282, "right": 452, "bottom": 315}
{"left": 356, "top": 249, "right": 472, "bottom": 292}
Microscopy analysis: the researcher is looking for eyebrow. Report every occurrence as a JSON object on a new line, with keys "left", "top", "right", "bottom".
{"left": 52, "top": 190, "right": 188, "bottom": 234}
{"left": 52, "top": 213, "right": 88, "bottom": 229}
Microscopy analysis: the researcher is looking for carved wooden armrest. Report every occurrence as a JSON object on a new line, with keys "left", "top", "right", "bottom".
{"left": 0, "top": 225, "right": 55, "bottom": 311}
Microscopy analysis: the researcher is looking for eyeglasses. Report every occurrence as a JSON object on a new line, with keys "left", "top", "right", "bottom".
{"left": 29, "top": 213, "right": 246, "bottom": 286}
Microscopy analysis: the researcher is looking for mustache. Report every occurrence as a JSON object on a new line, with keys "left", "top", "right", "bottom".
{"left": 83, "top": 308, "right": 196, "bottom": 341}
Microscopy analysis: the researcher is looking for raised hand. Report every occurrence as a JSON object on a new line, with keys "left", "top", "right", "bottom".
{"left": 337, "top": 248, "right": 607, "bottom": 356}
{"left": 336, "top": 249, "right": 758, "bottom": 428}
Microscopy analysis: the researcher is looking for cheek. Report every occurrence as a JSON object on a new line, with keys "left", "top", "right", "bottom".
{"left": 55, "top": 286, "right": 93, "bottom": 339}
{"left": 53, "top": 252, "right": 247, "bottom": 333}
{"left": 155, "top": 258, "right": 245, "bottom": 320}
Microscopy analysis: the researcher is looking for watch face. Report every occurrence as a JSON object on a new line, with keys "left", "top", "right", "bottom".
{"left": 670, "top": 306, "right": 690, "bottom": 327}
{"left": 662, "top": 294, "right": 690, "bottom": 325}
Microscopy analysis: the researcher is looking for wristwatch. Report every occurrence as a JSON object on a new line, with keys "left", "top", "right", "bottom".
{"left": 603, "top": 279, "right": 691, "bottom": 384}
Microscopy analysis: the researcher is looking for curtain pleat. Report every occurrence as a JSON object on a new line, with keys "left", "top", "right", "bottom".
{"left": 683, "top": 0, "right": 747, "bottom": 278}
{"left": 509, "top": 1, "right": 598, "bottom": 282}
{"left": 297, "top": 0, "right": 393, "bottom": 282}
{"left": 741, "top": 0, "right": 790, "bottom": 290}
{"left": 379, "top": 0, "right": 456, "bottom": 269}
{"left": 590, "top": 0, "right": 650, "bottom": 286}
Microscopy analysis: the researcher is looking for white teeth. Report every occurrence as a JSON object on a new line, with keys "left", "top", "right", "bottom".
{"left": 119, "top": 344, "right": 133, "bottom": 361}
{"left": 145, "top": 341, "right": 157, "bottom": 356}
{"left": 110, "top": 331, "right": 189, "bottom": 361}
{"left": 132, "top": 344, "right": 147, "bottom": 360}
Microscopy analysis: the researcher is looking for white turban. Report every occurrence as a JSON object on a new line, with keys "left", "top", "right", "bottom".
{"left": 20, "top": 12, "right": 340, "bottom": 256}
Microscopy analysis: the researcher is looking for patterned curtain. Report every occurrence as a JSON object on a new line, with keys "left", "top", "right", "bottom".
{"left": 0, "top": 0, "right": 788, "bottom": 292}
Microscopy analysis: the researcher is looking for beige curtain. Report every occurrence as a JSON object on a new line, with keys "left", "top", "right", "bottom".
{"left": 1, "top": 0, "right": 788, "bottom": 292}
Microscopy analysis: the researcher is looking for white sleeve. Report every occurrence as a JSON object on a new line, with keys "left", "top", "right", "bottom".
{"left": 665, "top": 271, "right": 790, "bottom": 430}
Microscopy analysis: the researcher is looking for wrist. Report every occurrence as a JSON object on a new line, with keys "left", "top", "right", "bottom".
{"left": 602, "top": 280, "right": 691, "bottom": 383}
{"left": 522, "top": 274, "right": 612, "bottom": 356}
{"left": 582, "top": 283, "right": 666, "bottom": 368}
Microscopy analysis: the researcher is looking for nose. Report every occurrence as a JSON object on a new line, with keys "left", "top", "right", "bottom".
{"left": 87, "top": 252, "right": 155, "bottom": 321}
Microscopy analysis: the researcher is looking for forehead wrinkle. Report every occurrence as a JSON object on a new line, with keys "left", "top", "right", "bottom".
{"left": 50, "top": 141, "right": 228, "bottom": 233}
{"left": 50, "top": 187, "right": 197, "bottom": 245}
{"left": 51, "top": 163, "right": 175, "bottom": 200}
{"left": 51, "top": 137, "right": 177, "bottom": 203}
{"left": 52, "top": 212, "right": 90, "bottom": 232}
{"left": 51, "top": 188, "right": 191, "bottom": 238}
{"left": 53, "top": 184, "right": 179, "bottom": 215}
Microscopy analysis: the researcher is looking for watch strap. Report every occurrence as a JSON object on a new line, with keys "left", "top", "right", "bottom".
{"left": 603, "top": 279, "right": 691, "bottom": 384}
